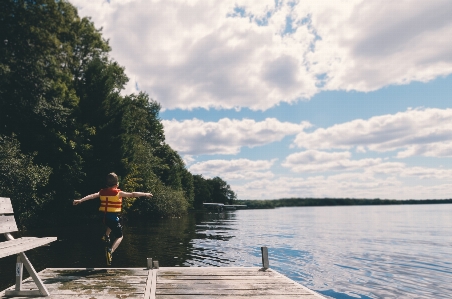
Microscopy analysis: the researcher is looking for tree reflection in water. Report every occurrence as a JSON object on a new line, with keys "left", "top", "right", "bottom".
{"left": 0, "top": 211, "right": 238, "bottom": 291}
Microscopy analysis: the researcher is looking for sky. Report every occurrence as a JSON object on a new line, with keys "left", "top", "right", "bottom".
{"left": 70, "top": 0, "right": 452, "bottom": 200}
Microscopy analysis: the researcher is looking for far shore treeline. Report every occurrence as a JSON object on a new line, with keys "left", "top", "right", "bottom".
{"left": 0, "top": 0, "right": 236, "bottom": 229}
{"left": 237, "top": 198, "right": 452, "bottom": 209}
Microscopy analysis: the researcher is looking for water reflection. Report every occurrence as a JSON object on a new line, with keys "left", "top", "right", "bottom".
{"left": 0, "top": 211, "right": 236, "bottom": 291}
{"left": 1, "top": 205, "right": 452, "bottom": 299}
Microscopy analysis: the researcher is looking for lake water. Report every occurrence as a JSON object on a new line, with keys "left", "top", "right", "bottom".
{"left": 1, "top": 204, "right": 451, "bottom": 298}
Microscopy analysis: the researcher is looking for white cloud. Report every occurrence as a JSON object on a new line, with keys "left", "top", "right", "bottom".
{"left": 302, "top": 0, "right": 452, "bottom": 92}
{"left": 234, "top": 146, "right": 452, "bottom": 199}
{"left": 234, "top": 168, "right": 452, "bottom": 200}
{"left": 162, "top": 118, "right": 310, "bottom": 155}
{"left": 69, "top": 0, "right": 452, "bottom": 110}
{"left": 293, "top": 108, "right": 452, "bottom": 157}
{"left": 182, "top": 155, "right": 196, "bottom": 166}
{"left": 234, "top": 174, "right": 404, "bottom": 200}
{"left": 188, "top": 159, "right": 275, "bottom": 181}
{"left": 397, "top": 142, "right": 452, "bottom": 158}
{"left": 70, "top": 0, "right": 318, "bottom": 110}
{"left": 282, "top": 150, "right": 381, "bottom": 172}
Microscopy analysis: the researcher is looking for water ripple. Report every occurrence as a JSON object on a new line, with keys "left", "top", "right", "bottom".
{"left": 185, "top": 205, "right": 452, "bottom": 299}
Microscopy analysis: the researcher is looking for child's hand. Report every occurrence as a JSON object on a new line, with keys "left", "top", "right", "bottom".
{"left": 73, "top": 199, "right": 81, "bottom": 205}
{"left": 147, "top": 193, "right": 153, "bottom": 197}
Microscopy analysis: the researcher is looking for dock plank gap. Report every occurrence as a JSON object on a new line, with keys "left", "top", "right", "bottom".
{"left": 1, "top": 267, "right": 326, "bottom": 298}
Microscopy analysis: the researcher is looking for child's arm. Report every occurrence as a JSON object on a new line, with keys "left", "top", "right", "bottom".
{"left": 119, "top": 191, "right": 153, "bottom": 198}
{"left": 73, "top": 192, "right": 100, "bottom": 205}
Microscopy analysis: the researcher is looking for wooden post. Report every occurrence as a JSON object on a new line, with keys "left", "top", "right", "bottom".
{"left": 147, "top": 258, "right": 153, "bottom": 269}
{"left": 15, "top": 255, "right": 23, "bottom": 291}
{"left": 5, "top": 252, "right": 50, "bottom": 296}
{"left": 19, "top": 252, "right": 50, "bottom": 296}
{"left": 261, "top": 246, "right": 269, "bottom": 270}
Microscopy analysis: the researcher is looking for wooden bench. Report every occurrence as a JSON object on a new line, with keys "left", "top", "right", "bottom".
{"left": 0, "top": 197, "right": 57, "bottom": 297}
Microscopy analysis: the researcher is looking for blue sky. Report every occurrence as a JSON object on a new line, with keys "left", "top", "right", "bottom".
{"left": 71, "top": 0, "right": 452, "bottom": 199}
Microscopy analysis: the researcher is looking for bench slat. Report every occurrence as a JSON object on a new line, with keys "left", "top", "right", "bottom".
{"left": 0, "top": 197, "right": 14, "bottom": 214}
{"left": 0, "top": 215, "right": 19, "bottom": 234}
{"left": 0, "top": 237, "right": 57, "bottom": 259}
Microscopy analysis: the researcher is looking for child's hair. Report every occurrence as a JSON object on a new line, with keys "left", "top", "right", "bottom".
{"left": 106, "top": 172, "right": 119, "bottom": 187}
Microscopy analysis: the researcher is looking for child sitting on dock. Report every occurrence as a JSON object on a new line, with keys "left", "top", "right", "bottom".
{"left": 73, "top": 172, "right": 153, "bottom": 265}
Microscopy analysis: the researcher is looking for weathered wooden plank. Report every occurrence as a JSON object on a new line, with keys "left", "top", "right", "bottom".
{"left": 2, "top": 295, "right": 144, "bottom": 299}
{"left": 0, "top": 197, "right": 14, "bottom": 214}
{"left": 157, "top": 288, "right": 311, "bottom": 295}
{"left": 3, "top": 288, "right": 144, "bottom": 296}
{"left": 155, "top": 267, "right": 326, "bottom": 298}
{"left": 0, "top": 237, "right": 56, "bottom": 258}
{"left": 0, "top": 215, "right": 18, "bottom": 234}
{"left": 14, "top": 287, "right": 145, "bottom": 295}
{"left": 158, "top": 267, "right": 269, "bottom": 273}
{"left": 0, "top": 237, "right": 39, "bottom": 249}
{"left": 157, "top": 283, "right": 302, "bottom": 290}
{"left": 270, "top": 267, "right": 324, "bottom": 297}
{"left": 144, "top": 269, "right": 154, "bottom": 299}
{"left": 38, "top": 272, "right": 149, "bottom": 279}
{"left": 159, "top": 267, "right": 264, "bottom": 273}
{"left": 157, "top": 275, "right": 277, "bottom": 281}
{"left": 143, "top": 268, "right": 157, "bottom": 299}
{"left": 1, "top": 268, "right": 149, "bottom": 299}
{"left": 18, "top": 278, "right": 147, "bottom": 286}
{"left": 47, "top": 268, "right": 149, "bottom": 275}
{"left": 157, "top": 280, "right": 293, "bottom": 286}
{"left": 42, "top": 273, "right": 149, "bottom": 279}
{"left": 156, "top": 285, "right": 297, "bottom": 291}
{"left": 13, "top": 277, "right": 145, "bottom": 288}
{"left": 155, "top": 295, "right": 322, "bottom": 299}
{"left": 150, "top": 269, "right": 157, "bottom": 299}
{"left": 156, "top": 280, "right": 280, "bottom": 288}
{"left": 4, "top": 290, "right": 43, "bottom": 297}
{"left": 158, "top": 271, "right": 278, "bottom": 277}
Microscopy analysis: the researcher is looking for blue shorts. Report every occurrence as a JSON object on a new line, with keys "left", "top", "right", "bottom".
{"left": 101, "top": 212, "right": 123, "bottom": 238}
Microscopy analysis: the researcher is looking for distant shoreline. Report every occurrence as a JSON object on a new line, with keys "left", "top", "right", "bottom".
{"left": 235, "top": 198, "right": 452, "bottom": 209}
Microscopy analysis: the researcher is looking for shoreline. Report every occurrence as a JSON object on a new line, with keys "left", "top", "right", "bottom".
{"left": 235, "top": 198, "right": 452, "bottom": 209}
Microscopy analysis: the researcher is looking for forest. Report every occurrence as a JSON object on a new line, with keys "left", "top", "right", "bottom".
{"left": 237, "top": 198, "right": 452, "bottom": 209}
{"left": 0, "top": 0, "right": 236, "bottom": 228}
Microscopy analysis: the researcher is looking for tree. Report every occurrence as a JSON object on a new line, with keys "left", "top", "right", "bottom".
{"left": 193, "top": 175, "right": 212, "bottom": 209}
{"left": 75, "top": 57, "right": 129, "bottom": 194}
{"left": 180, "top": 169, "right": 194, "bottom": 208}
{"left": 207, "top": 177, "right": 236, "bottom": 205}
{"left": 0, "top": 0, "right": 111, "bottom": 203}
{"left": 0, "top": 135, "right": 52, "bottom": 226}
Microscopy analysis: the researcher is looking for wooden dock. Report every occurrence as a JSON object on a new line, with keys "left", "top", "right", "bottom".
{"left": 1, "top": 267, "right": 326, "bottom": 298}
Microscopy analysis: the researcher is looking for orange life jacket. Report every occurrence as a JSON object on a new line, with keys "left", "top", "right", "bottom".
{"left": 99, "top": 188, "right": 122, "bottom": 213}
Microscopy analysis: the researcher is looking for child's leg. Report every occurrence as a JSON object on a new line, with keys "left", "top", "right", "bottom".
{"left": 109, "top": 215, "right": 123, "bottom": 253}
{"left": 111, "top": 236, "right": 123, "bottom": 253}
{"left": 105, "top": 227, "right": 111, "bottom": 236}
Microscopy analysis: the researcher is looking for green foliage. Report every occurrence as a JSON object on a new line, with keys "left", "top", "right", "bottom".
{"left": 0, "top": 135, "right": 52, "bottom": 226}
{"left": 208, "top": 177, "right": 236, "bottom": 204}
{"left": 130, "top": 183, "right": 189, "bottom": 218}
{"left": 0, "top": 0, "right": 112, "bottom": 203}
{"left": 180, "top": 169, "right": 194, "bottom": 208}
{"left": 237, "top": 197, "right": 452, "bottom": 209}
{"left": 193, "top": 175, "right": 237, "bottom": 208}
{"left": 0, "top": 0, "right": 236, "bottom": 225}
{"left": 193, "top": 175, "right": 212, "bottom": 209}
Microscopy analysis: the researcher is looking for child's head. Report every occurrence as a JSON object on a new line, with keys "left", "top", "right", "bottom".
{"left": 106, "top": 172, "right": 119, "bottom": 187}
